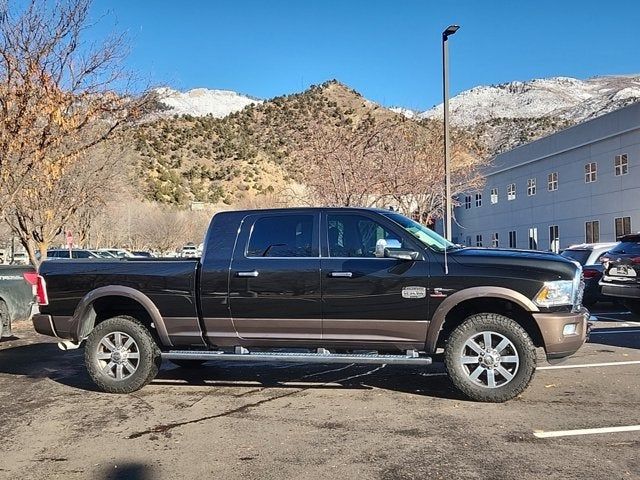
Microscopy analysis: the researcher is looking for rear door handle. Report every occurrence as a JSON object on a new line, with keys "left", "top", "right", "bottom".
{"left": 236, "top": 270, "right": 259, "bottom": 277}
{"left": 329, "top": 271, "right": 353, "bottom": 278}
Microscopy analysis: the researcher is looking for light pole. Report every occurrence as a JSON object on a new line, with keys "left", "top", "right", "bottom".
{"left": 442, "top": 24, "right": 459, "bottom": 241}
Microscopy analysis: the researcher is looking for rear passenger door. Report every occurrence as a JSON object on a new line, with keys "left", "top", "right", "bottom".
{"left": 228, "top": 212, "right": 322, "bottom": 340}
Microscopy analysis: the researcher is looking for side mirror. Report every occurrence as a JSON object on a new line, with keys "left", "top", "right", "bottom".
{"left": 375, "top": 238, "right": 402, "bottom": 258}
{"left": 385, "top": 248, "right": 420, "bottom": 261}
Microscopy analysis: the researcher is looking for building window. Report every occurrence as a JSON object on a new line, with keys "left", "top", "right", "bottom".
{"left": 527, "top": 178, "right": 536, "bottom": 196}
{"left": 615, "top": 154, "right": 628, "bottom": 176}
{"left": 585, "top": 220, "right": 600, "bottom": 243}
{"left": 528, "top": 227, "right": 538, "bottom": 250}
{"left": 508, "top": 230, "right": 517, "bottom": 248}
{"left": 507, "top": 183, "right": 516, "bottom": 201}
{"left": 466, "top": 236, "right": 472, "bottom": 246}
{"left": 490, "top": 188, "right": 498, "bottom": 204}
{"left": 615, "top": 217, "right": 631, "bottom": 239}
{"left": 491, "top": 232, "right": 499, "bottom": 248}
{"left": 476, "top": 235, "right": 483, "bottom": 247}
{"left": 585, "top": 162, "right": 597, "bottom": 183}
{"left": 548, "top": 172, "right": 558, "bottom": 191}
{"left": 475, "top": 193, "right": 482, "bottom": 207}
{"left": 464, "top": 195, "right": 471, "bottom": 209}
{"left": 549, "top": 225, "right": 559, "bottom": 253}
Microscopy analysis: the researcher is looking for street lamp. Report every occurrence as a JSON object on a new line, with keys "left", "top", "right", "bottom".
{"left": 442, "top": 24, "right": 459, "bottom": 241}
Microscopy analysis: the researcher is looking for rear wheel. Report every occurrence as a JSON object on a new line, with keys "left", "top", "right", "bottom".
{"left": 444, "top": 313, "right": 536, "bottom": 402}
{"left": 85, "top": 316, "right": 161, "bottom": 393}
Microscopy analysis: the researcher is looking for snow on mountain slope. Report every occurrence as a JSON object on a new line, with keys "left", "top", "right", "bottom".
{"left": 156, "top": 88, "right": 261, "bottom": 117}
{"left": 418, "top": 75, "right": 640, "bottom": 126}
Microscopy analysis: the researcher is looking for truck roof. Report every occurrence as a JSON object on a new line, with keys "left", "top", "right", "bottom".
{"left": 214, "top": 207, "right": 392, "bottom": 216}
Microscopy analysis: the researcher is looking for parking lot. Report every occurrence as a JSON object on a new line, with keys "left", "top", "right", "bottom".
{"left": 1, "top": 305, "right": 639, "bottom": 480}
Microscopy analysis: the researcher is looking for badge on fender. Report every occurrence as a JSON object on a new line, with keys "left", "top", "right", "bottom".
{"left": 402, "top": 286, "right": 427, "bottom": 299}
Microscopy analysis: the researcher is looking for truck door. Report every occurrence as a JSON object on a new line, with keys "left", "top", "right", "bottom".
{"left": 320, "top": 211, "right": 429, "bottom": 348}
{"left": 228, "top": 212, "right": 322, "bottom": 341}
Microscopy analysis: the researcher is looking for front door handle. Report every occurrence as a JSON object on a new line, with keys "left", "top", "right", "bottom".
{"left": 329, "top": 271, "right": 353, "bottom": 278}
{"left": 236, "top": 270, "right": 259, "bottom": 277}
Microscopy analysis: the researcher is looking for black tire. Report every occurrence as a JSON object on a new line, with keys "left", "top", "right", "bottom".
{"left": 623, "top": 299, "right": 640, "bottom": 316}
{"left": 444, "top": 313, "right": 536, "bottom": 403}
{"left": 85, "top": 315, "right": 161, "bottom": 394}
{"left": 0, "top": 300, "right": 9, "bottom": 339}
{"left": 169, "top": 359, "right": 206, "bottom": 369}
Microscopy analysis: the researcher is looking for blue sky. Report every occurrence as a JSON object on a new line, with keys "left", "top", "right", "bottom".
{"left": 93, "top": 0, "right": 639, "bottom": 110}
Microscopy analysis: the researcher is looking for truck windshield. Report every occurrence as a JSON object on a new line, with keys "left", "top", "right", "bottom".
{"left": 383, "top": 212, "right": 458, "bottom": 252}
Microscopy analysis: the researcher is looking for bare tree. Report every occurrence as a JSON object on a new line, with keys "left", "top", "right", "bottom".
{"left": 0, "top": 0, "right": 152, "bottom": 266}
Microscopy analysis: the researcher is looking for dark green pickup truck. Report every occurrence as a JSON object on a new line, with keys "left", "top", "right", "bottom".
{"left": 0, "top": 265, "right": 36, "bottom": 338}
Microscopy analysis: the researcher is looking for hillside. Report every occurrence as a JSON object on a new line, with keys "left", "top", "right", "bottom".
{"left": 128, "top": 81, "right": 453, "bottom": 206}
{"left": 155, "top": 87, "right": 261, "bottom": 117}
{"left": 416, "top": 75, "right": 640, "bottom": 154}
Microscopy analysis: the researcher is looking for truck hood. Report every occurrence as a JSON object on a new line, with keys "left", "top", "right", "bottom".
{"left": 449, "top": 247, "right": 579, "bottom": 280}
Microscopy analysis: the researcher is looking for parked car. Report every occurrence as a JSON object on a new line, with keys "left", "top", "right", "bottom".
{"left": 97, "top": 248, "right": 136, "bottom": 259}
{"left": 561, "top": 242, "right": 617, "bottom": 306}
{"left": 10, "top": 252, "right": 29, "bottom": 265}
{"left": 600, "top": 234, "right": 640, "bottom": 314}
{"left": 180, "top": 244, "right": 198, "bottom": 258}
{"left": 46, "top": 249, "right": 100, "bottom": 259}
{"left": 91, "top": 250, "right": 117, "bottom": 258}
{"left": 131, "top": 251, "right": 154, "bottom": 258}
{"left": 32, "top": 207, "right": 588, "bottom": 403}
{"left": 0, "top": 265, "right": 36, "bottom": 338}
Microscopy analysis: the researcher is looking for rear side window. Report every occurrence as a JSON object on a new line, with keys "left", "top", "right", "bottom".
{"left": 247, "top": 215, "right": 316, "bottom": 257}
{"left": 561, "top": 249, "right": 590, "bottom": 265}
{"left": 609, "top": 240, "right": 640, "bottom": 255}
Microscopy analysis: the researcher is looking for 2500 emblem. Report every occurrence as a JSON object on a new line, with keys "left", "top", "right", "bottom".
{"left": 402, "top": 286, "right": 427, "bottom": 299}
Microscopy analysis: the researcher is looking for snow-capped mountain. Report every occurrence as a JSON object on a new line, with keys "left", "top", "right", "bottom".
{"left": 156, "top": 88, "right": 261, "bottom": 117}
{"left": 418, "top": 75, "right": 640, "bottom": 126}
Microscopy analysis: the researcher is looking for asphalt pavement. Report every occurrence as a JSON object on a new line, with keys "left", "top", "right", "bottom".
{"left": 1, "top": 304, "right": 639, "bottom": 480}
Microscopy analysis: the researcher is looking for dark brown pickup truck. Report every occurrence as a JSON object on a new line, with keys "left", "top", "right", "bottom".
{"left": 32, "top": 208, "right": 589, "bottom": 402}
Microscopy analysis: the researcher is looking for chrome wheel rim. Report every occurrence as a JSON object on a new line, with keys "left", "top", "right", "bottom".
{"left": 97, "top": 331, "right": 140, "bottom": 381}
{"left": 460, "top": 331, "right": 519, "bottom": 388}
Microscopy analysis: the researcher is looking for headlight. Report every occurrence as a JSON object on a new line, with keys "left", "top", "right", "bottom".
{"left": 534, "top": 280, "right": 574, "bottom": 307}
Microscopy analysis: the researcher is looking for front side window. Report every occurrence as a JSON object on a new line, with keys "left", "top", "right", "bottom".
{"left": 585, "top": 162, "right": 597, "bottom": 183}
{"left": 527, "top": 178, "right": 536, "bottom": 196}
{"left": 247, "top": 215, "right": 316, "bottom": 257}
{"left": 548, "top": 172, "right": 558, "bottom": 191}
{"left": 490, "top": 188, "right": 498, "bottom": 204}
{"left": 585, "top": 220, "right": 600, "bottom": 243}
{"left": 615, "top": 154, "right": 628, "bottom": 176}
{"left": 475, "top": 193, "right": 482, "bottom": 207}
{"left": 507, "top": 183, "right": 516, "bottom": 200}
{"left": 327, "top": 214, "right": 404, "bottom": 258}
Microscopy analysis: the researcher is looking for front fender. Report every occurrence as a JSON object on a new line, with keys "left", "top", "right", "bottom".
{"left": 425, "top": 286, "right": 539, "bottom": 352}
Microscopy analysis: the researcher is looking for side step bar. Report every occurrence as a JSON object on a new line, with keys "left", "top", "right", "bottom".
{"left": 162, "top": 348, "right": 432, "bottom": 366}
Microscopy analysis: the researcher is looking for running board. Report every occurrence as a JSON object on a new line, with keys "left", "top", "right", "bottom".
{"left": 162, "top": 348, "right": 432, "bottom": 366}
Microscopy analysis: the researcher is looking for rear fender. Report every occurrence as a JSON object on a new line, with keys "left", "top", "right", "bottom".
{"left": 71, "top": 285, "right": 172, "bottom": 346}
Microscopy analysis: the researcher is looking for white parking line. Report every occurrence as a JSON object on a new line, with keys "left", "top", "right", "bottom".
{"left": 533, "top": 425, "right": 640, "bottom": 438}
{"left": 538, "top": 360, "right": 640, "bottom": 370}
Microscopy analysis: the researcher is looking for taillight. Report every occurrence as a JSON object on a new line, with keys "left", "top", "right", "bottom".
{"left": 631, "top": 257, "right": 640, "bottom": 264}
{"left": 23, "top": 272, "right": 48, "bottom": 305}
{"left": 582, "top": 269, "right": 601, "bottom": 279}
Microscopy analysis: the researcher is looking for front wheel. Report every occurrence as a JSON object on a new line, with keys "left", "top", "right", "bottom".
{"left": 444, "top": 313, "right": 536, "bottom": 402}
{"left": 85, "top": 315, "right": 161, "bottom": 394}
